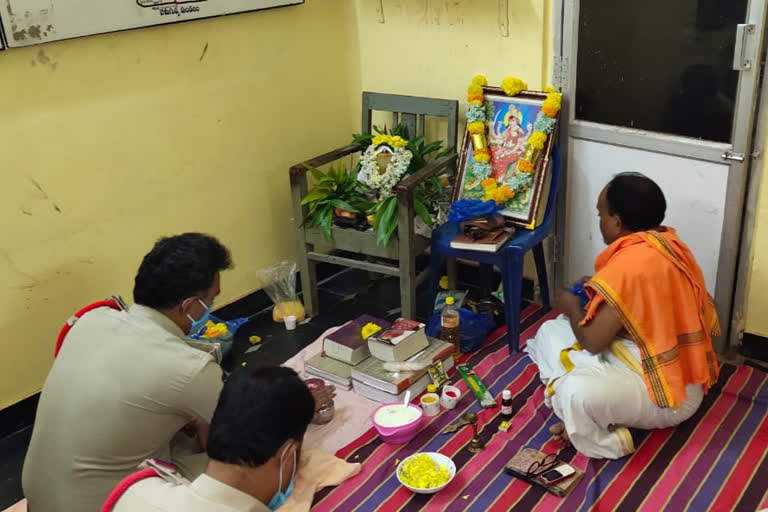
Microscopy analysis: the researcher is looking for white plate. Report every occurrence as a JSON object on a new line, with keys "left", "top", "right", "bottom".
{"left": 396, "top": 452, "right": 456, "bottom": 494}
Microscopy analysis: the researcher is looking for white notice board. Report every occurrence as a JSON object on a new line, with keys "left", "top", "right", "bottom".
{"left": 0, "top": 0, "right": 302, "bottom": 48}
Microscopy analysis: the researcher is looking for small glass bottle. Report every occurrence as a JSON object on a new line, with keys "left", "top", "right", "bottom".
{"left": 440, "top": 296, "right": 461, "bottom": 363}
{"left": 501, "top": 389, "right": 513, "bottom": 420}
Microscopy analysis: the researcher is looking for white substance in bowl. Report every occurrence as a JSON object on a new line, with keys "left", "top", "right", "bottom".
{"left": 374, "top": 405, "right": 421, "bottom": 427}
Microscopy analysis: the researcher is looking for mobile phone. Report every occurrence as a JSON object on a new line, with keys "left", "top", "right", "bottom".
{"left": 539, "top": 464, "right": 576, "bottom": 485}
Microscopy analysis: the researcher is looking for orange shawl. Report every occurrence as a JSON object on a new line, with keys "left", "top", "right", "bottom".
{"left": 582, "top": 228, "right": 720, "bottom": 408}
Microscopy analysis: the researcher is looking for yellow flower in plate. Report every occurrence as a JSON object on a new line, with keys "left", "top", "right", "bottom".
{"left": 501, "top": 76, "right": 528, "bottom": 97}
{"left": 399, "top": 454, "right": 451, "bottom": 490}
{"left": 471, "top": 74, "right": 488, "bottom": 87}
{"left": 529, "top": 131, "right": 547, "bottom": 150}
{"left": 467, "top": 121, "right": 485, "bottom": 135}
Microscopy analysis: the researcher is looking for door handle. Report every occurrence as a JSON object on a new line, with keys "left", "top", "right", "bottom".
{"left": 733, "top": 24, "right": 755, "bottom": 71}
{"left": 722, "top": 151, "right": 745, "bottom": 163}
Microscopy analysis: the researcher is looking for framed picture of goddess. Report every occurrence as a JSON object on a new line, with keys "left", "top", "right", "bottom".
{"left": 453, "top": 89, "right": 557, "bottom": 229}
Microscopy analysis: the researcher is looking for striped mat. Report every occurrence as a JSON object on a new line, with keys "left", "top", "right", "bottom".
{"left": 311, "top": 305, "right": 768, "bottom": 512}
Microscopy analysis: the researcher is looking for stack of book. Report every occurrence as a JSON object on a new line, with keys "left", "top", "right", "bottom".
{"left": 351, "top": 336, "right": 455, "bottom": 403}
{"left": 304, "top": 314, "right": 390, "bottom": 390}
{"left": 305, "top": 314, "right": 451, "bottom": 403}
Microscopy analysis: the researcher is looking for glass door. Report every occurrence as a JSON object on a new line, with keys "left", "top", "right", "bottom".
{"left": 554, "top": 0, "right": 767, "bottom": 351}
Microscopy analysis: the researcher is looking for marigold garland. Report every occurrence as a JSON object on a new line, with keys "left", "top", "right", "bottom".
{"left": 517, "top": 159, "right": 535, "bottom": 173}
{"left": 372, "top": 134, "right": 408, "bottom": 149}
{"left": 464, "top": 75, "right": 562, "bottom": 208}
{"left": 529, "top": 131, "right": 547, "bottom": 150}
{"left": 473, "top": 148, "right": 490, "bottom": 163}
{"left": 501, "top": 76, "right": 528, "bottom": 97}
{"left": 467, "top": 121, "right": 485, "bottom": 135}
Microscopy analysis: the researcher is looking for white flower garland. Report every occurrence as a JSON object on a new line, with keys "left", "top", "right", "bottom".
{"left": 357, "top": 145, "right": 413, "bottom": 198}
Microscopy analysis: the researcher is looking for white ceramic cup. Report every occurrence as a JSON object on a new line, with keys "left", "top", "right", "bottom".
{"left": 284, "top": 315, "right": 297, "bottom": 330}
{"left": 420, "top": 393, "right": 441, "bottom": 416}
{"left": 440, "top": 385, "right": 461, "bottom": 410}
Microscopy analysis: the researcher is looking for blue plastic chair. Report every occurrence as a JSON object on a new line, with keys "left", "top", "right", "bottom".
{"left": 428, "top": 145, "right": 561, "bottom": 354}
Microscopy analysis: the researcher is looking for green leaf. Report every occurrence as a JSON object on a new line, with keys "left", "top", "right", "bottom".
{"left": 375, "top": 197, "right": 398, "bottom": 245}
{"left": 414, "top": 198, "right": 433, "bottom": 228}
{"left": 330, "top": 199, "right": 360, "bottom": 213}
{"left": 304, "top": 163, "right": 326, "bottom": 182}
{"left": 301, "top": 189, "right": 330, "bottom": 205}
{"left": 320, "top": 204, "right": 333, "bottom": 241}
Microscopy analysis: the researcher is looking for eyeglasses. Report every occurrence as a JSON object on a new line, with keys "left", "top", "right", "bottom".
{"left": 526, "top": 451, "right": 560, "bottom": 477}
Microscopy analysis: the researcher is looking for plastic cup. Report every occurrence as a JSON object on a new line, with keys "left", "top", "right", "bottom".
{"left": 284, "top": 315, "right": 297, "bottom": 330}
{"left": 420, "top": 393, "right": 441, "bottom": 416}
{"left": 440, "top": 385, "right": 460, "bottom": 410}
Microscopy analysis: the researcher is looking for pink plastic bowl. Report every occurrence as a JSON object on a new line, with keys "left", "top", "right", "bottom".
{"left": 371, "top": 403, "right": 424, "bottom": 444}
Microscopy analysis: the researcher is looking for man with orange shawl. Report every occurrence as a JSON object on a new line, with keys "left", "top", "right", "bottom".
{"left": 525, "top": 173, "right": 720, "bottom": 459}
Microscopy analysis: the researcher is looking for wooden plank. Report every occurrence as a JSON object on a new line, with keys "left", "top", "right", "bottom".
{"left": 290, "top": 173, "right": 319, "bottom": 317}
{"left": 304, "top": 227, "right": 400, "bottom": 260}
{"left": 362, "top": 92, "right": 458, "bottom": 118}
{"left": 398, "top": 191, "right": 417, "bottom": 319}
{"left": 401, "top": 113, "right": 417, "bottom": 137}
{"left": 290, "top": 144, "right": 362, "bottom": 184}
{"left": 307, "top": 252, "right": 400, "bottom": 276}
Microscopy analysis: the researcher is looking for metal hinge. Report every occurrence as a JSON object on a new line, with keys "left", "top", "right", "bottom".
{"left": 722, "top": 150, "right": 746, "bottom": 163}
{"left": 733, "top": 24, "right": 756, "bottom": 71}
{"left": 552, "top": 56, "right": 568, "bottom": 90}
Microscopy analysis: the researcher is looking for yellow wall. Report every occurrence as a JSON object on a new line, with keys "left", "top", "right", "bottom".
{"left": 743, "top": 127, "right": 768, "bottom": 337}
{"left": 0, "top": 0, "right": 554, "bottom": 409}
{"left": 354, "top": 0, "right": 552, "bottom": 280}
{"left": 355, "top": 0, "right": 550, "bottom": 115}
{"left": 0, "top": 1, "right": 361, "bottom": 409}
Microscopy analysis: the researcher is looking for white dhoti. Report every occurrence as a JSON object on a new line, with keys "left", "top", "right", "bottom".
{"left": 525, "top": 316, "right": 703, "bottom": 459}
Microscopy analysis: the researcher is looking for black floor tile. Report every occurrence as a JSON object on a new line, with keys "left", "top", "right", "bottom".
{"left": 0, "top": 427, "right": 31, "bottom": 510}
{"left": 0, "top": 259, "right": 525, "bottom": 509}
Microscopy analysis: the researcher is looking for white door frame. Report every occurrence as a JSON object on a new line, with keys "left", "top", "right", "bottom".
{"left": 730, "top": 41, "right": 768, "bottom": 353}
{"left": 552, "top": 0, "right": 768, "bottom": 353}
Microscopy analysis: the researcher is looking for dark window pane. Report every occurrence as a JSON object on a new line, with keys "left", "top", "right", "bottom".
{"left": 575, "top": 0, "right": 748, "bottom": 143}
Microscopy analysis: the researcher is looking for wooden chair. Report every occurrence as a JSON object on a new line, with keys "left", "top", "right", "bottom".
{"left": 289, "top": 92, "right": 459, "bottom": 319}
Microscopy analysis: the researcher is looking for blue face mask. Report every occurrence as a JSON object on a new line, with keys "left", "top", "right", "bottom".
{"left": 267, "top": 445, "right": 297, "bottom": 510}
{"left": 186, "top": 298, "right": 212, "bottom": 335}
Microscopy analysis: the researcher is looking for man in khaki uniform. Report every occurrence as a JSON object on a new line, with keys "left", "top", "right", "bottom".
{"left": 109, "top": 366, "right": 314, "bottom": 512}
{"left": 23, "top": 233, "right": 232, "bottom": 512}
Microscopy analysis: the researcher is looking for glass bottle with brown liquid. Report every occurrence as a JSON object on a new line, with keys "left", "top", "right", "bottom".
{"left": 441, "top": 296, "right": 461, "bottom": 363}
